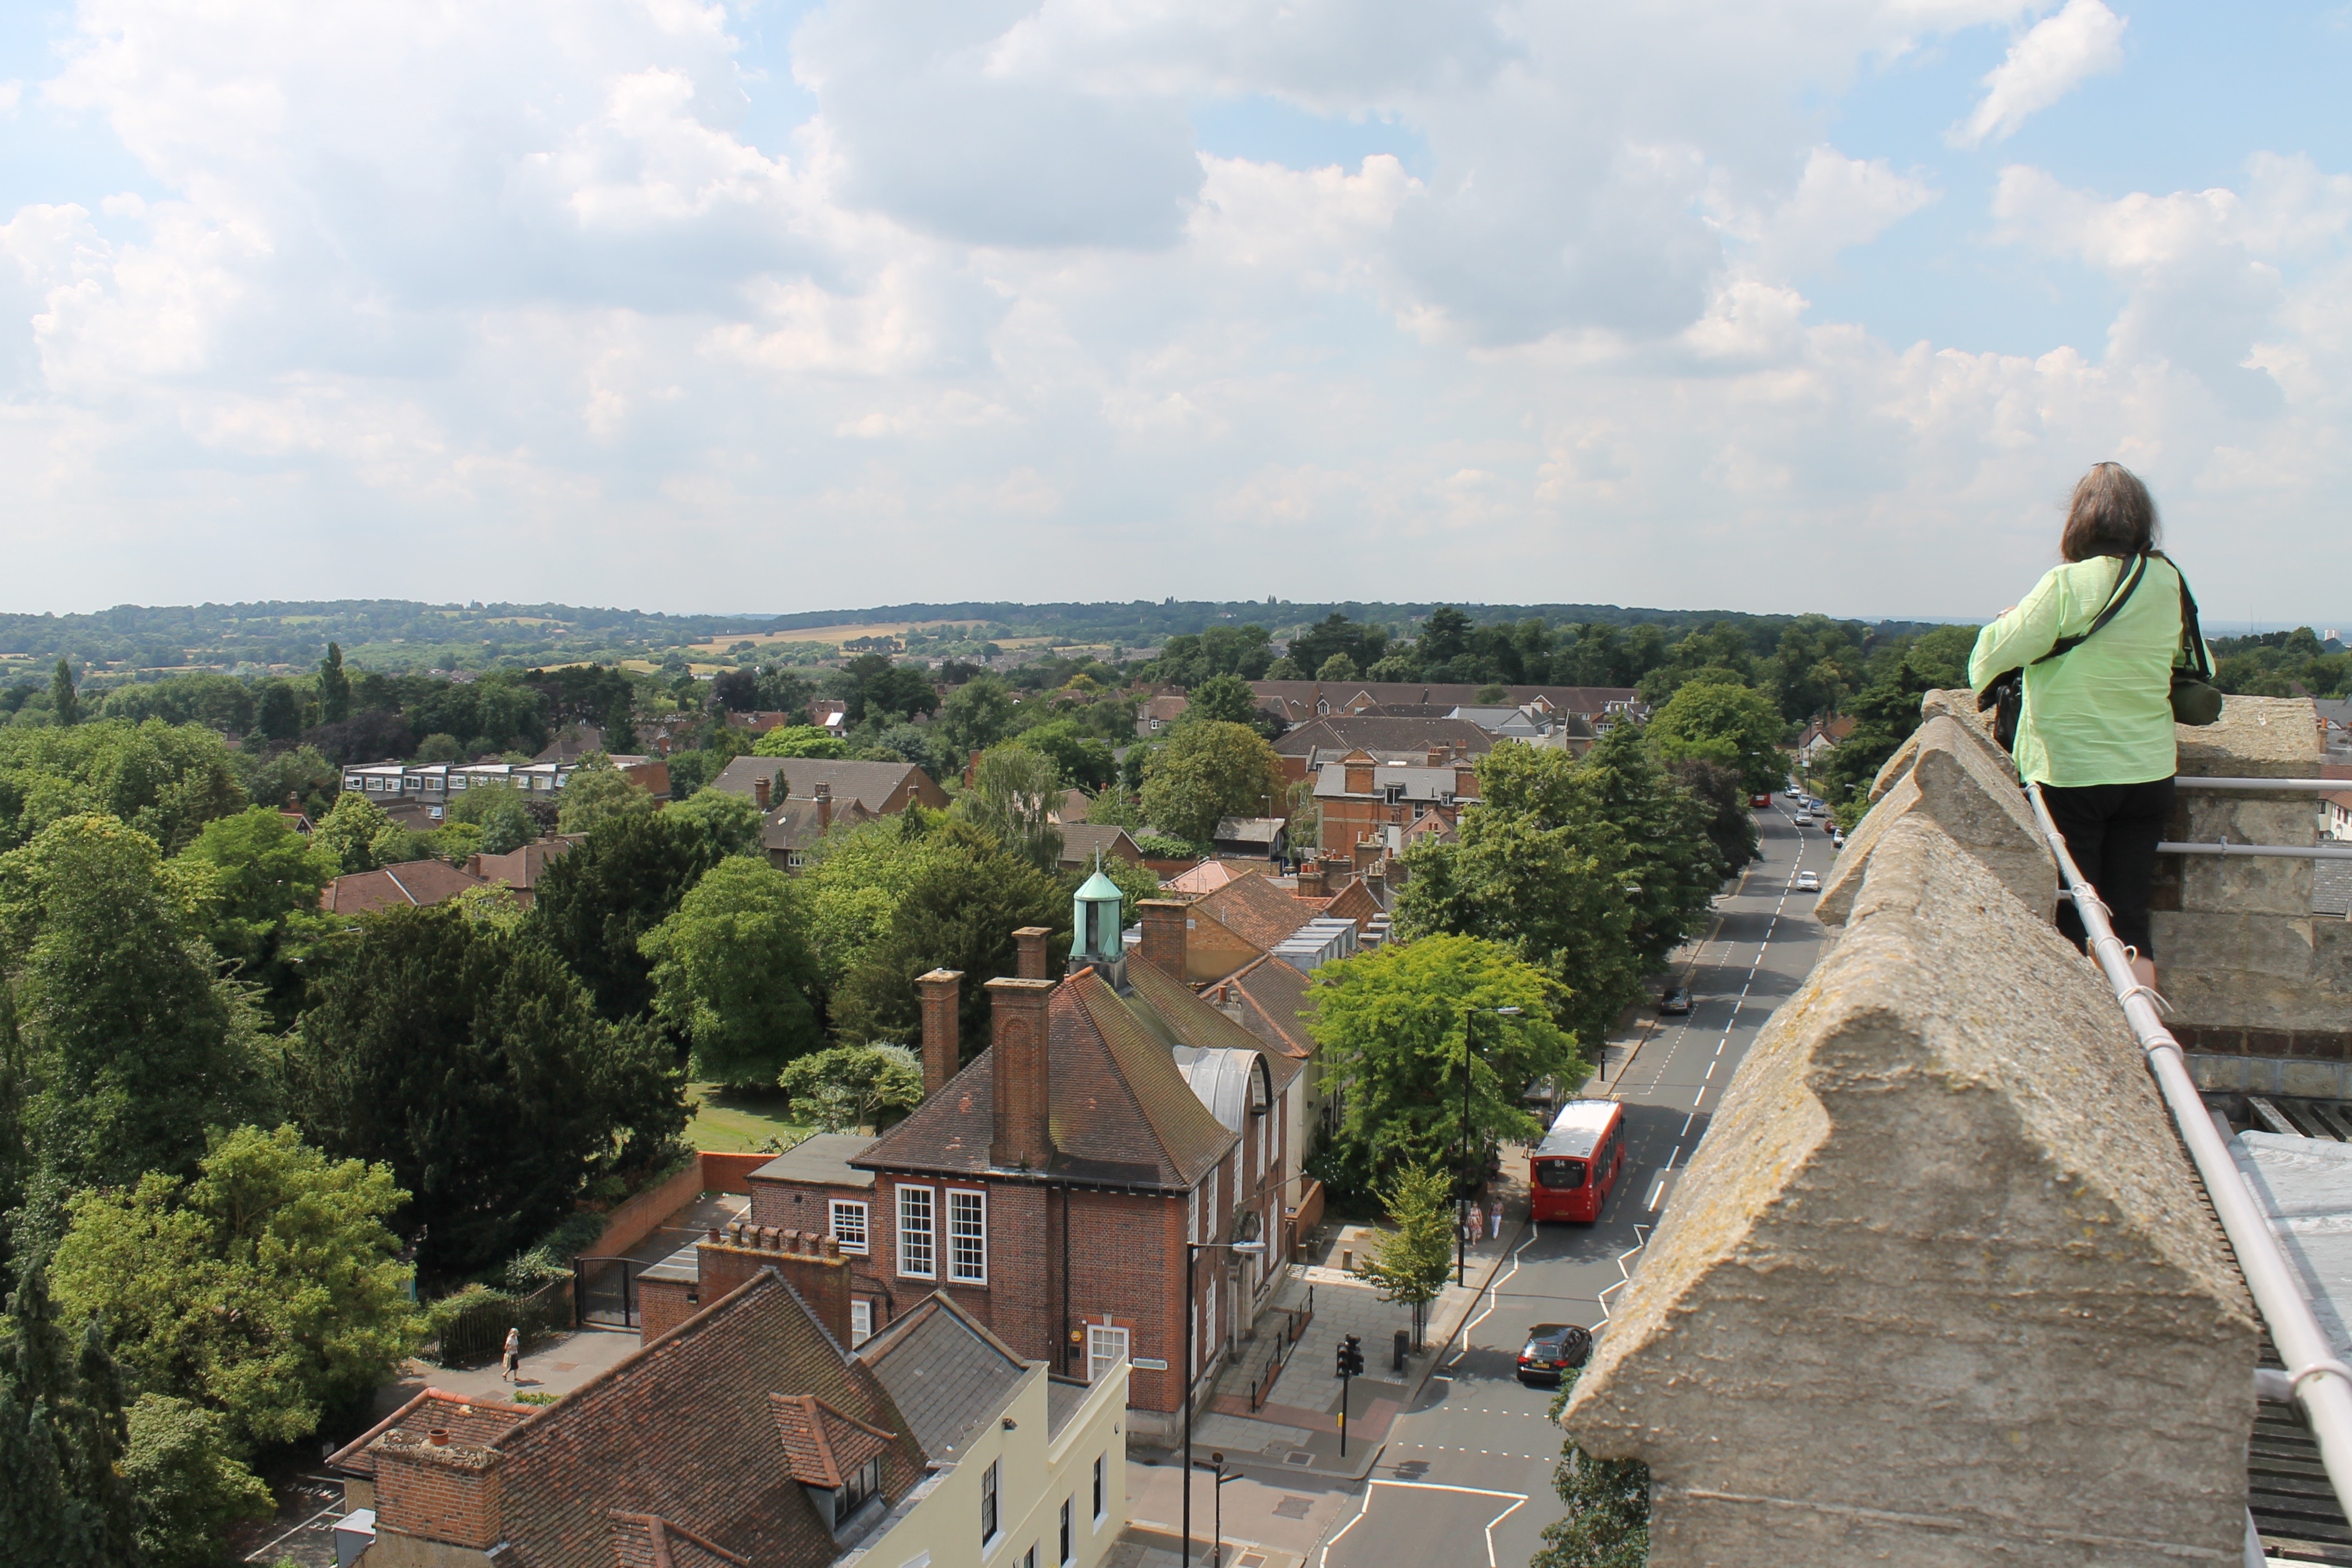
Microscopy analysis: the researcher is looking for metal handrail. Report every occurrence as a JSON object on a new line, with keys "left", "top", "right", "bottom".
{"left": 2160, "top": 841, "right": 2352, "bottom": 861}
{"left": 2174, "top": 778, "right": 2352, "bottom": 793}
{"left": 2022, "top": 781, "right": 2352, "bottom": 1517}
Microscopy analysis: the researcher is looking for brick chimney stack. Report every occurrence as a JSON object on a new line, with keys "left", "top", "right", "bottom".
{"left": 1427, "top": 745, "right": 1447, "bottom": 767}
{"left": 1137, "top": 900, "right": 1188, "bottom": 980}
{"left": 917, "top": 969, "right": 962, "bottom": 1098}
{"left": 754, "top": 773, "right": 772, "bottom": 811}
{"left": 371, "top": 1430, "right": 505, "bottom": 1551}
{"left": 1455, "top": 764, "right": 1478, "bottom": 800}
{"left": 815, "top": 780, "right": 832, "bottom": 833}
{"left": 1297, "top": 860, "right": 1326, "bottom": 898}
{"left": 985, "top": 976, "right": 1056, "bottom": 1170}
{"left": 1012, "top": 925, "right": 1051, "bottom": 981}
{"left": 696, "top": 1225, "right": 854, "bottom": 1348}
{"left": 1343, "top": 751, "right": 1375, "bottom": 796}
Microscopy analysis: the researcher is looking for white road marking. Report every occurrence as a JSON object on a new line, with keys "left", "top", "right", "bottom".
{"left": 1320, "top": 1481, "right": 1531, "bottom": 1568}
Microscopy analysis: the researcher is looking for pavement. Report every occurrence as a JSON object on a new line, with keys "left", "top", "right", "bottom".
{"left": 1313, "top": 801, "right": 1830, "bottom": 1568}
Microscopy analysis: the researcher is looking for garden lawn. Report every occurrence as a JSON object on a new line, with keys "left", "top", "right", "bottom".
{"left": 683, "top": 1083, "right": 811, "bottom": 1154}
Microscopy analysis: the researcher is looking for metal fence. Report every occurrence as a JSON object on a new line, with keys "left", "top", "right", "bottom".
{"left": 1247, "top": 1286, "right": 1316, "bottom": 1412}
{"left": 428, "top": 1277, "right": 574, "bottom": 1369}
{"left": 573, "top": 1255, "right": 643, "bottom": 1329}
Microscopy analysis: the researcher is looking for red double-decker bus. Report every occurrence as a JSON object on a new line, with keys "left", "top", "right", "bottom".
{"left": 1529, "top": 1100, "right": 1627, "bottom": 1223}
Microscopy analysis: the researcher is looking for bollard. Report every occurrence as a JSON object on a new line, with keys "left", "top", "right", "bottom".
{"left": 1341, "top": 1247, "right": 1352, "bottom": 1271}
{"left": 1393, "top": 1329, "right": 1409, "bottom": 1373}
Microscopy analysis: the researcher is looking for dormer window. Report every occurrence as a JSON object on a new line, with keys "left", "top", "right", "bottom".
{"left": 835, "top": 1455, "right": 882, "bottom": 1527}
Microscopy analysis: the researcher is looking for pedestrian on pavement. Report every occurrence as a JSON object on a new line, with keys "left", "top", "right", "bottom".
{"left": 1490, "top": 1198, "right": 1505, "bottom": 1240}
{"left": 1467, "top": 1203, "right": 1483, "bottom": 1244}
{"left": 1968, "top": 462, "right": 2213, "bottom": 994}
{"left": 501, "top": 1326, "right": 521, "bottom": 1383}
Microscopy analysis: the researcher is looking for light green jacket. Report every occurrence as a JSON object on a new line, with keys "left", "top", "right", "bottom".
{"left": 1966, "top": 554, "right": 2195, "bottom": 788}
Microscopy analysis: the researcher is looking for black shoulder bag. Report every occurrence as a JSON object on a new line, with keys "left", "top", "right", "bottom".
{"left": 1977, "top": 552, "right": 2148, "bottom": 752}
{"left": 2166, "top": 557, "right": 2224, "bottom": 726}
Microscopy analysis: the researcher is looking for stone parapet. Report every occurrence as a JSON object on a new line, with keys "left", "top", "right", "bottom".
{"left": 1820, "top": 713, "right": 2052, "bottom": 926}
{"left": 1563, "top": 812, "right": 2257, "bottom": 1566}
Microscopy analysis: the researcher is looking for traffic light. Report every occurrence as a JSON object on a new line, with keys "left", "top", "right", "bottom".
{"left": 1340, "top": 1334, "right": 1365, "bottom": 1377}
{"left": 1336, "top": 1341, "right": 1351, "bottom": 1378}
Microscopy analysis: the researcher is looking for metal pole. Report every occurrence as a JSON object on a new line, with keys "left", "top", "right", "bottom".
{"left": 1211, "top": 1451, "right": 1225, "bottom": 1568}
{"left": 1182, "top": 1241, "right": 1195, "bottom": 1568}
{"left": 2024, "top": 781, "right": 2352, "bottom": 1515}
{"left": 2171, "top": 778, "right": 2352, "bottom": 793}
{"left": 2158, "top": 841, "right": 2352, "bottom": 861}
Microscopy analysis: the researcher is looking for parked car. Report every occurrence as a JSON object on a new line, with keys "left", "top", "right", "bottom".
{"left": 1830, "top": 829, "right": 1846, "bottom": 850}
{"left": 1517, "top": 1323, "right": 1595, "bottom": 1386}
{"left": 1750, "top": 792, "right": 1771, "bottom": 808}
{"left": 1792, "top": 812, "right": 1813, "bottom": 827}
{"left": 1796, "top": 870, "right": 1821, "bottom": 892}
{"left": 1659, "top": 986, "right": 1691, "bottom": 1015}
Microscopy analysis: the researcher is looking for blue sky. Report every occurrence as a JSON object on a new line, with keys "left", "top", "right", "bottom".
{"left": 2, "top": 0, "right": 2347, "bottom": 623}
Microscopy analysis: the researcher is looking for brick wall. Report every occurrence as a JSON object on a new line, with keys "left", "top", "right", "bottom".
{"left": 694, "top": 1231, "right": 854, "bottom": 1348}
{"left": 636, "top": 1277, "right": 697, "bottom": 1344}
{"left": 373, "top": 1438, "right": 504, "bottom": 1549}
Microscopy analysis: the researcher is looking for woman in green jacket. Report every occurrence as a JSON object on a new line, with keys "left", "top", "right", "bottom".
{"left": 1968, "top": 463, "right": 2195, "bottom": 990}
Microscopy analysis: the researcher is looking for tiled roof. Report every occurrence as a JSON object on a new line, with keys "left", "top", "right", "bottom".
{"left": 608, "top": 1513, "right": 751, "bottom": 1568}
{"left": 769, "top": 1394, "right": 895, "bottom": 1488}
{"left": 858, "top": 1294, "right": 1031, "bottom": 1462}
{"left": 317, "top": 860, "right": 486, "bottom": 914}
{"left": 1271, "top": 716, "right": 1494, "bottom": 758}
{"left": 711, "top": 757, "right": 936, "bottom": 815}
{"left": 760, "top": 797, "right": 876, "bottom": 853}
{"left": 1251, "top": 681, "right": 1638, "bottom": 718}
{"left": 327, "top": 1388, "right": 531, "bottom": 1477}
{"left": 1206, "top": 956, "right": 1316, "bottom": 1062}
{"left": 1165, "top": 859, "right": 1254, "bottom": 895}
{"left": 468, "top": 837, "right": 578, "bottom": 890}
{"left": 473, "top": 1271, "right": 926, "bottom": 1568}
{"left": 855, "top": 968, "right": 1238, "bottom": 1191}
{"left": 1058, "top": 822, "right": 1145, "bottom": 869}
{"left": 1191, "top": 871, "right": 1323, "bottom": 953}
{"left": 1311, "top": 762, "right": 1472, "bottom": 803}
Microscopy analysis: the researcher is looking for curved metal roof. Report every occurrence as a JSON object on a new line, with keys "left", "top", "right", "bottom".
{"left": 1173, "top": 1046, "right": 1268, "bottom": 1132}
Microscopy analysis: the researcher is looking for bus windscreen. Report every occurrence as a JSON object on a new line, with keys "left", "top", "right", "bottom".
{"left": 1535, "top": 1159, "right": 1588, "bottom": 1189}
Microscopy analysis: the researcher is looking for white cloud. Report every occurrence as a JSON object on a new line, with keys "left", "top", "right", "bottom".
{"left": 1952, "top": 0, "right": 2126, "bottom": 148}
{"left": 0, "top": 0, "right": 2345, "bottom": 621}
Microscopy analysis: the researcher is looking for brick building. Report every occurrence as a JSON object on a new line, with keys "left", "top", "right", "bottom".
{"left": 752, "top": 882, "right": 1294, "bottom": 1444}
{"left": 330, "top": 1265, "right": 1127, "bottom": 1568}
{"left": 1270, "top": 714, "right": 1494, "bottom": 784}
{"left": 1311, "top": 747, "right": 1480, "bottom": 853}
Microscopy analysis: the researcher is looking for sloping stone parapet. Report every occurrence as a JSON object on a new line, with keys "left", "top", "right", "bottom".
{"left": 1818, "top": 711, "right": 2054, "bottom": 927}
{"left": 1562, "top": 816, "right": 2257, "bottom": 1567}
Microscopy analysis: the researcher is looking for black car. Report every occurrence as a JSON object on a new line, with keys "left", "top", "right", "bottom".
{"left": 1517, "top": 1323, "right": 1594, "bottom": 1385}
{"left": 1658, "top": 987, "right": 1691, "bottom": 1015}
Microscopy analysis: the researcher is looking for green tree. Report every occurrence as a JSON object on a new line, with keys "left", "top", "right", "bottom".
{"left": 446, "top": 781, "right": 536, "bottom": 855}
{"left": 52, "top": 1124, "right": 419, "bottom": 1447}
{"left": 1570, "top": 725, "right": 1724, "bottom": 968}
{"left": 832, "top": 829, "right": 1069, "bottom": 1050}
{"left": 1307, "top": 934, "right": 1577, "bottom": 1179}
{"left": 291, "top": 907, "right": 686, "bottom": 1273}
{"left": 528, "top": 812, "right": 724, "bottom": 1023}
{"left": 0, "top": 718, "right": 247, "bottom": 855}
{"left": 554, "top": 756, "right": 655, "bottom": 835}
{"left": 1014, "top": 718, "right": 1117, "bottom": 792}
{"left": 1352, "top": 1164, "right": 1455, "bottom": 1348}
{"left": 1140, "top": 720, "right": 1287, "bottom": 844}
{"left": 1184, "top": 673, "right": 1261, "bottom": 728}
{"left": 641, "top": 857, "right": 822, "bottom": 1088}
{"left": 237, "top": 742, "right": 339, "bottom": 819}
{"left": 314, "top": 790, "right": 398, "bottom": 874}
{"left": 317, "top": 642, "right": 352, "bottom": 725}
{"left": 1316, "top": 653, "right": 1359, "bottom": 682}
{"left": 1533, "top": 1373, "right": 1651, "bottom": 1568}
{"left": 958, "top": 746, "right": 1065, "bottom": 871}
{"left": 751, "top": 724, "right": 849, "bottom": 759}
{"left": 1665, "top": 758, "right": 1759, "bottom": 878}
{"left": 1644, "top": 681, "right": 1786, "bottom": 798}
{"left": 174, "top": 807, "right": 339, "bottom": 972}
{"left": 1416, "top": 607, "right": 1473, "bottom": 670}
{"left": 662, "top": 786, "right": 765, "bottom": 858}
{"left": 123, "top": 1394, "right": 274, "bottom": 1568}
{"left": 778, "top": 1043, "right": 923, "bottom": 1132}
{"left": 49, "top": 660, "right": 79, "bottom": 728}
{"left": 939, "top": 675, "right": 1016, "bottom": 758}
{"left": 254, "top": 679, "right": 304, "bottom": 743}
{"left": 0, "top": 1264, "right": 138, "bottom": 1566}
{"left": 797, "top": 815, "right": 954, "bottom": 994}
{"left": 1, "top": 815, "right": 267, "bottom": 1208}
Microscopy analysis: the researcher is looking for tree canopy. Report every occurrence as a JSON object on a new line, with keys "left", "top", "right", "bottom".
{"left": 753, "top": 724, "right": 849, "bottom": 758}
{"left": 1643, "top": 681, "right": 1787, "bottom": 797}
{"left": 554, "top": 757, "right": 656, "bottom": 835}
{"left": 0, "top": 1263, "right": 138, "bottom": 1567}
{"left": 641, "top": 856, "right": 823, "bottom": 1087}
{"left": 528, "top": 812, "right": 725, "bottom": 1023}
{"left": 1140, "top": 719, "right": 1286, "bottom": 844}
{"left": 50, "top": 1124, "right": 418, "bottom": 1448}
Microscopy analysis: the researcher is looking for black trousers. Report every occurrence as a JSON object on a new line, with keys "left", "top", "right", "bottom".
{"left": 2041, "top": 777, "right": 2174, "bottom": 957}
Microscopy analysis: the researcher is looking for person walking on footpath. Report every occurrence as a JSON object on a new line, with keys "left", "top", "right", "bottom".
{"left": 1968, "top": 461, "right": 2214, "bottom": 993}
{"left": 501, "top": 1326, "right": 522, "bottom": 1384}
{"left": 1467, "top": 1202, "right": 1483, "bottom": 1244}
{"left": 1490, "top": 1198, "right": 1505, "bottom": 1241}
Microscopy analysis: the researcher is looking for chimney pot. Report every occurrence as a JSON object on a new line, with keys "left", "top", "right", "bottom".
{"left": 1013, "top": 925, "right": 1051, "bottom": 981}
{"left": 917, "top": 969, "right": 964, "bottom": 1099}
{"left": 823, "top": 1235, "right": 840, "bottom": 1258}
{"left": 708, "top": 1227, "right": 721, "bottom": 1243}
{"left": 429, "top": 1429, "right": 450, "bottom": 1447}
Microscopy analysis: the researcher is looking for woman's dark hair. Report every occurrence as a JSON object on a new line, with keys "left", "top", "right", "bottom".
{"left": 2061, "top": 462, "right": 2161, "bottom": 560}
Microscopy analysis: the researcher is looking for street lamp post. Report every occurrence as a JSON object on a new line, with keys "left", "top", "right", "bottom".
{"left": 1459, "top": 1005, "right": 1523, "bottom": 1286}
{"left": 1194, "top": 1450, "right": 1238, "bottom": 1567}
{"left": 1183, "top": 1237, "right": 1265, "bottom": 1568}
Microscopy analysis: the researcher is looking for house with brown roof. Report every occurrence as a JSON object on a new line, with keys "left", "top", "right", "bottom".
{"left": 1202, "top": 955, "right": 1324, "bottom": 1217}
{"left": 711, "top": 757, "right": 948, "bottom": 818}
{"left": 779, "top": 890, "right": 1294, "bottom": 1444}
{"left": 329, "top": 1263, "right": 1128, "bottom": 1568}
{"left": 1251, "top": 680, "right": 1641, "bottom": 725}
{"left": 1311, "top": 749, "right": 1480, "bottom": 854}
{"left": 463, "top": 837, "right": 578, "bottom": 910}
{"left": 757, "top": 787, "right": 878, "bottom": 874}
{"left": 317, "top": 860, "right": 487, "bottom": 915}
{"left": 1166, "top": 872, "right": 1327, "bottom": 985}
{"left": 1162, "top": 858, "right": 1255, "bottom": 897}
{"left": 1269, "top": 714, "right": 1494, "bottom": 784}
{"left": 1055, "top": 822, "right": 1145, "bottom": 876}
{"left": 1795, "top": 715, "right": 1858, "bottom": 764}
{"left": 1134, "top": 694, "right": 1189, "bottom": 738}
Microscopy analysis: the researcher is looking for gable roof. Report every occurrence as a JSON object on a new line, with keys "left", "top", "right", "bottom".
{"left": 470, "top": 1270, "right": 926, "bottom": 1568}
{"left": 761, "top": 796, "right": 876, "bottom": 854}
{"left": 857, "top": 1293, "right": 1032, "bottom": 1462}
{"left": 317, "top": 860, "right": 486, "bottom": 914}
{"left": 1191, "top": 869, "right": 1324, "bottom": 953}
{"left": 1205, "top": 955, "right": 1316, "bottom": 1061}
{"left": 467, "top": 836, "right": 578, "bottom": 890}
{"left": 608, "top": 1513, "right": 752, "bottom": 1568}
{"left": 328, "top": 1387, "right": 533, "bottom": 1477}
{"left": 1271, "top": 715, "right": 1494, "bottom": 759}
{"left": 710, "top": 757, "right": 939, "bottom": 815}
{"left": 1057, "top": 822, "right": 1145, "bottom": 869}
{"left": 769, "top": 1394, "right": 896, "bottom": 1488}
{"left": 855, "top": 967, "right": 1238, "bottom": 1191}
{"left": 1164, "top": 859, "right": 1255, "bottom": 896}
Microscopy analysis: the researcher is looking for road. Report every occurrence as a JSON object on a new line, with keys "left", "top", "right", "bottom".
{"left": 1320, "top": 801, "right": 1831, "bottom": 1568}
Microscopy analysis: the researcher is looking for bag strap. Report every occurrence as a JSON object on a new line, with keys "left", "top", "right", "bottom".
{"left": 2160, "top": 553, "right": 2214, "bottom": 681}
{"left": 2031, "top": 552, "right": 2147, "bottom": 667}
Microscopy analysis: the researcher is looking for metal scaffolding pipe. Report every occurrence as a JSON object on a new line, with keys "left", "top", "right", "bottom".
{"left": 2158, "top": 841, "right": 2352, "bottom": 861}
{"left": 2025, "top": 781, "right": 2352, "bottom": 1519}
